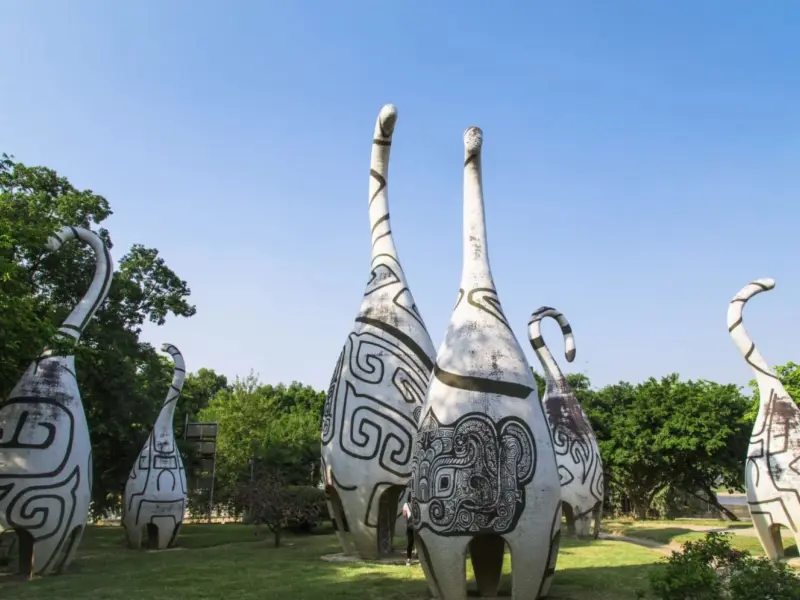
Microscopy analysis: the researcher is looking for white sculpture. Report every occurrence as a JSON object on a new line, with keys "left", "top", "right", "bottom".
{"left": 0, "top": 226, "right": 113, "bottom": 576}
{"left": 528, "top": 306, "right": 604, "bottom": 539}
{"left": 409, "top": 128, "right": 561, "bottom": 600}
{"left": 123, "top": 343, "right": 188, "bottom": 550}
{"left": 321, "top": 104, "right": 436, "bottom": 559}
{"left": 727, "top": 278, "right": 800, "bottom": 561}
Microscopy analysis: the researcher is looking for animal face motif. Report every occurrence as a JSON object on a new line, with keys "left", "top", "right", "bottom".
{"left": 409, "top": 410, "right": 536, "bottom": 536}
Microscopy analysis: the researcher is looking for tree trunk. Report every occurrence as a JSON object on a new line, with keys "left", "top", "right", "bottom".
{"left": 692, "top": 488, "right": 740, "bottom": 522}
{"left": 629, "top": 495, "right": 649, "bottom": 520}
{"left": 273, "top": 528, "right": 282, "bottom": 548}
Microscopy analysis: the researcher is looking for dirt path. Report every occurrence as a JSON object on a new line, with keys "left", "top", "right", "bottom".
{"left": 601, "top": 526, "right": 800, "bottom": 569}
{"left": 598, "top": 533, "right": 679, "bottom": 555}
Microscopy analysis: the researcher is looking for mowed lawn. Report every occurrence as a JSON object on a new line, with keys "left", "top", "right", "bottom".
{"left": 0, "top": 524, "right": 663, "bottom": 600}
{"left": 603, "top": 518, "right": 800, "bottom": 558}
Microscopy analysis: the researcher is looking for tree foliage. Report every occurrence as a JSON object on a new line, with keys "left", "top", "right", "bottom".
{"left": 533, "top": 367, "right": 752, "bottom": 520}
{"left": 583, "top": 375, "right": 750, "bottom": 519}
{"left": 0, "top": 152, "right": 197, "bottom": 516}
{"left": 198, "top": 374, "right": 326, "bottom": 508}
{"left": 233, "top": 473, "right": 326, "bottom": 547}
{"left": 746, "top": 361, "right": 800, "bottom": 421}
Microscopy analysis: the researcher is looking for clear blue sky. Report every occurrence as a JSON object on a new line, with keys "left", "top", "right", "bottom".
{"left": 2, "top": 1, "right": 799, "bottom": 393}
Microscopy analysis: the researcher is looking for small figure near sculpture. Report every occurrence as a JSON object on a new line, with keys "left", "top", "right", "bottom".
{"left": 402, "top": 493, "right": 414, "bottom": 566}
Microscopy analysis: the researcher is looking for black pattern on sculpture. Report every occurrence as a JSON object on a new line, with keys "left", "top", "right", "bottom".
{"left": 320, "top": 104, "right": 436, "bottom": 559}
{"left": 528, "top": 306, "right": 604, "bottom": 538}
{"left": 0, "top": 226, "right": 113, "bottom": 576}
{"left": 122, "top": 343, "right": 188, "bottom": 550}
{"left": 411, "top": 411, "right": 535, "bottom": 536}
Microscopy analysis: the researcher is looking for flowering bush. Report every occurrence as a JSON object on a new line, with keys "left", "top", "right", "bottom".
{"left": 649, "top": 532, "right": 800, "bottom": 600}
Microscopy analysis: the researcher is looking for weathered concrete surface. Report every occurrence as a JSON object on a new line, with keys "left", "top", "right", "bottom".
{"left": 0, "top": 226, "right": 113, "bottom": 576}
{"left": 409, "top": 128, "right": 561, "bottom": 600}
{"left": 728, "top": 279, "right": 800, "bottom": 562}
{"left": 123, "top": 343, "right": 188, "bottom": 550}
{"left": 528, "top": 307, "right": 604, "bottom": 539}
{"left": 321, "top": 104, "right": 436, "bottom": 560}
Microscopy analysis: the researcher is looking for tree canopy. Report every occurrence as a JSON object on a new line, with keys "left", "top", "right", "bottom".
{"left": 197, "top": 375, "right": 325, "bottom": 507}
{"left": 0, "top": 152, "right": 198, "bottom": 515}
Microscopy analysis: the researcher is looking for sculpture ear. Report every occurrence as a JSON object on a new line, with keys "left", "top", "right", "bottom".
{"left": 499, "top": 419, "right": 536, "bottom": 484}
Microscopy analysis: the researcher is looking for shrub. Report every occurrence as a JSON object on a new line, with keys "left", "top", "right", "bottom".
{"left": 234, "top": 474, "right": 324, "bottom": 547}
{"left": 650, "top": 532, "right": 800, "bottom": 600}
{"left": 726, "top": 556, "right": 800, "bottom": 600}
{"left": 283, "top": 486, "right": 327, "bottom": 533}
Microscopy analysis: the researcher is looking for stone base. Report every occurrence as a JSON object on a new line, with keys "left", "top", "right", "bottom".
{"left": 320, "top": 552, "right": 418, "bottom": 566}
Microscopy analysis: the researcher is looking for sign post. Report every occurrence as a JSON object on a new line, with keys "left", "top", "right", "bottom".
{"left": 184, "top": 421, "right": 219, "bottom": 523}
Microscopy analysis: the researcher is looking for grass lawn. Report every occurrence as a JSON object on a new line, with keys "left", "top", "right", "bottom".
{"left": 0, "top": 524, "right": 663, "bottom": 599}
{"left": 602, "top": 518, "right": 799, "bottom": 558}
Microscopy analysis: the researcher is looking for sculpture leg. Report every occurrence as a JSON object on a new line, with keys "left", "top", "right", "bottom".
{"left": 125, "top": 524, "right": 143, "bottom": 550}
{"left": 506, "top": 531, "right": 558, "bottom": 599}
{"left": 592, "top": 502, "right": 602, "bottom": 540}
{"left": 156, "top": 525, "right": 172, "bottom": 550}
{"left": 415, "top": 533, "right": 440, "bottom": 598}
{"left": 167, "top": 523, "right": 182, "bottom": 548}
{"left": 348, "top": 514, "right": 379, "bottom": 559}
{"left": 29, "top": 533, "right": 64, "bottom": 576}
{"left": 53, "top": 525, "right": 85, "bottom": 574}
{"left": 504, "top": 504, "right": 562, "bottom": 599}
{"left": 751, "top": 512, "right": 783, "bottom": 561}
{"left": 325, "top": 485, "right": 356, "bottom": 555}
{"left": 572, "top": 506, "right": 593, "bottom": 539}
{"left": 151, "top": 516, "right": 180, "bottom": 550}
{"left": 562, "top": 502, "right": 576, "bottom": 537}
{"left": 416, "top": 534, "right": 469, "bottom": 600}
{"left": 469, "top": 535, "right": 505, "bottom": 597}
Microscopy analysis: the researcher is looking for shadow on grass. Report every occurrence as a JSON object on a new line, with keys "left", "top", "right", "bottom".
{"left": 0, "top": 526, "right": 662, "bottom": 600}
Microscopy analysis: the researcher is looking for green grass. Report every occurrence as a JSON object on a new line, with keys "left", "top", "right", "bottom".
{"left": 0, "top": 524, "right": 663, "bottom": 599}
{"left": 603, "top": 518, "right": 751, "bottom": 530}
{"left": 602, "top": 518, "right": 798, "bottom": 558}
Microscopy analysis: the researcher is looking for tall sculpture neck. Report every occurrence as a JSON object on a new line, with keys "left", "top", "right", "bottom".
{"left": 155, "top": 352, "right": 185, "bottom": 434}
{"left": 535, "top": 344, "right": 566, "bottom": 385}
{"left": 461, "top": 154, "right": 494, "bottom": 287}
{"left": 369, "top": 144, "right": 400, "bottom": 261}
{"left": 43, "top": 226, "right": 114, "bottom": 357}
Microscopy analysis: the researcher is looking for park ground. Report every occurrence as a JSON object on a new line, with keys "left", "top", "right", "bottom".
{"left": 0, "top": 518, "right": 797, "bottom": 600}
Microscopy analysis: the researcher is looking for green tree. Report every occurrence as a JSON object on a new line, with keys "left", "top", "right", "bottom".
{"left": 0, "top": 152, "right": 196, "bottom": 517}
{"left": 531, "top": 368, "right": 593, "bottom": 405}
{"left": 198, "top": 375, "right": 325, "bottom": 508}
{"left": 746, "top": 361, "right": 800, "bottom": 421}
{"left": 179, "top": 368, "right": 230, "bottom": 431}
{"left": 586, "top": 374, "right": 750, "bottom": 520}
